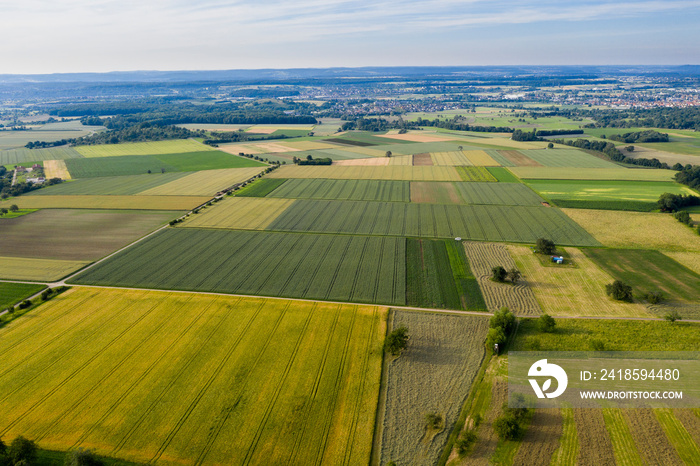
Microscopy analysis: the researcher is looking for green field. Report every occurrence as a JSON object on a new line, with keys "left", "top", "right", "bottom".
{"left": 406, "top": 239, "right": 486, "bottom": 310}
{"left": 65, "top": 151, "right": 265, "bottom": 178}
{"left": 1, "top": 195, "right": 209, "bottom": 211}
{"left": 0, "top": 146, "right": 83, "bottom": 165}
{"left": 487, "top": 167, "right": 521, "bottom": 183}
{"left": 268, "top": 178, "right": 411, "bottom": 202}
{"left": 518, "top": 149, "right": 619, "bottom": 168}
{"left": 0, "top": 209, "right": 181, "bottom": 261}
{"left": 71, "top": 229, "right": 407, "bottom": 305}
{"left": 509, "top": 167, "right": 675, "bottom": 181}
{"left": 0, "top": 282, "right": 46, "bottom": 310}
{"left": 0, "top": 257, "right": 91, "bottom": 282}
{"left": 455, "top": 166, "right": 497, "bottom": 182}
{"left": 411, "top": 182, "right": 544, "bottom": 206}
{"left": 264, "top": 199, "right": 600, "bottom": 245}
{"left": 378, "top": 311, "right": 489, "bottom": 466}
{"left": 583, "top": 249, "right": 700, "bottom": 304}
{"left": 74, "top": 139, "right": 217, "bottom": 157}
{"left": 0, "top": 288, "right": 385, "bottom": 465}
{"left": 0, "top": 130, "right": 98, "bottom": 151}
{"left": 267, "top": 165, "right": 462, "bottom": 181}
{"left": 27, "top": 173, "right": 189, "bottom": 196}
{"left": 235, "top": 178, "right": 288, "bottom": 197}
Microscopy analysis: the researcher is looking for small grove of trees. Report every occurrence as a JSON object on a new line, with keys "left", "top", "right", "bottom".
{"left": 455, "top": 414, "right": 481, "bottom": 457}
{"left": 0, "top": 436, "right": 37, "bottom": 466}
{"left": 657, "top": 193, "right": 700, "bottom": 213}
{"left": 665, "top": 310, "right": 682, "bottom": 323}
{"left": 385, "top": 326, "right": 409, "bottom": 356}
{"left": 605, "top": 280, "right": 633, "bottom": 302}
{"left": 485, "top": 307, "right": 516, "bottom": 351}
{"left": 537, "top": 313, "right": 556, "bottom": 333}
{"left": 64, "top": 448, "right": 104, "bottom": 466}
{"left": 493, "top": 395, "right": 530, "bottom": 441}
{"left": 535, "top": 238, "right": 556, "bottom": 255}
{"left": 491, "top": 266, "right": 521, "bottom": 284}
{"left": 385, "top": 151, "right": 392, "bottom": 158}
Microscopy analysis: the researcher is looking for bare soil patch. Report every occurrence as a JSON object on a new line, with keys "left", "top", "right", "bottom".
{"left": 497, "top": 150, "right": 542, "bottom": 167}
{"left": 413, "top": 153, "right": 434, "bottom": 166}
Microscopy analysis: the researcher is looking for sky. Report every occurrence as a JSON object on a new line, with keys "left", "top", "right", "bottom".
{"left": 1, "top": 0, "right": 699, "bottom": 74}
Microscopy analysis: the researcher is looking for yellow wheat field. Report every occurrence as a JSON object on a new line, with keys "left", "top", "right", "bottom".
{"left": 138, "top": 167, "right": 265, "bottom": 196}
{"left": 181, "top": 197, "right": 294, "bottom": 230}
{"left": 0, "top": 256, "right": 89, "bottom": 281}
{"left": 1, "top": 195, "right": 209, "bottom": 211}
{"left": 266, "top": 165, "right": 462, "bottom": 181}
{"left": 562, "top": 209, "right": 700, "bottom": 252}
{"left": 430, "top": 151, "right": 472, "bottom": 166}
{"left": 508, "top": 246, "right": 653, "bottom": 317}
{"left": 75, "top": 139, "right": 215, "bottom": 157}
{"left": 462, "top": 150, "right": 500, "bottom": 166}
{"left": 43, "top": 160, "right": 71, "bottom": 180}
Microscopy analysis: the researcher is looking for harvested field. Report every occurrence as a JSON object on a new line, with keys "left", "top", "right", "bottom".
{"left": 464, "top": 379, "right": 509, "bottom": 464}
{"left": 0, "top": 209, "right": 181, "bottom": 261}
{"left": 27, "top": 173, "right": 189, "bottom": 196}
{"left": 664, "top": 252, "right": 700, "bottom": 275}
{"left": 430, "top": 151, "right": 472, "bottom": 166}
{"left": 413, "top": 153, "right": 433, "bottom": 166}
{"left": 0, "top": 257, "right": 90, "bottom": 281}
{"left": 562, "top": 208, "right": 700, "bottom": 252}
{"left": 378, "top": 131, "right": 454, "bottom": 142}
{"left": 332, "top": 157, "right": 390, "bottom": 166}
{"left": 370, "top": 142, "right": 466, "bottom": 155}
{"left": 43, "top": 159, "right": 71, "bottom": 179}
{"left": 137, "top": 167, "right": 265, "bottom": 196}
{"left": 583, "top": 248, "right": 700, "bottom": 303}
{"left": 387, "top": 155, "right": 413, "bottom": 165}
{"left": 265, "top": 199, "right": 600, "bottom": 245}
{"left": 0, "top": 146, "right": 83, "bottom": 165}
{"left": 509, "top": 246, "right": 652, "bottom": 317}
{"left": 379, "top": 311, "right": 489, "bottom": 466}
{"left": 603, "top": 409, "right": 644, "bottom": 466}
{"left": 245, "top": 124, "right": 314, "bottom": 133}
{"left": 520, "top": 149, "right": 618, "bottom": 168}
{"left": 455, "top": 166, "right": 497, "bottom": 182}
{"left": 217, "top": 143, "right": 265, "bottom": 155}
{"left": 624, "top": 409, "right": 683, "bottom": 465}
{"left": 573, "top": 408, "right": 616, "bottom": 465}
{"left": 463, "top": 242, "right": 542, "bottom": 315}
{"left": 0, "top": 282, "right": 46, "bottom": 309}
{"left": 247, "top": 142, "right": 301, "bottom": 153}
{"left": 654, "top": 409, "right": 700, "bottom": 464}
{"left": 267, "top": 179, "right": 410, "bottom": 202}
{"left": 495, "top": 150, "right": 541, "bottom": 167}
{"left": 74, "top": 139, "right": 216, "bottom": 157}
{"left": 512, "top": 409, "right": 562, "bottom": 466}
{"left": 182, "top": 197, "right": 294, "bottom": 230}
{"left": 0, "top": 288, "right": 384, "bottom": 465}
{"left": 71, "top": 230, "right": 406, "bottom": 305}
{"left": 266, "top": 165, "right": 462, "bottom": 181}
{"left": 1, "top": 195, "right": 208, "bottom": 211}
{"left": 323, "top": 145, "right": 386, "bottom": 157}
{"left": 276, "top": 140, "right": 335, "bottom": 151}
{"left": 451, "top": 137, "right": 548, "bottom": 150}
{"left": 510, "top": 166, "right": 675, "bottom": 181}
{"left": 462, "top": 150, "right": 500, "bottom": 166}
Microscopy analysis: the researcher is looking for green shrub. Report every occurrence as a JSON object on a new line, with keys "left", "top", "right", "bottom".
{"left": 537, "top": 314, "right": 556, "bottom": 333}
{"left": 491, "top": 265, "right": 507, "bottom": 282}
{"left": 605, "top": 280, "right": 633, "bottom": 302}
{"left": 385, "top": 326, "right": 409, "bottom": 356}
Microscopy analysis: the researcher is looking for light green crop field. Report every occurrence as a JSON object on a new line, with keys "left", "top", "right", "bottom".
{"left": 0, "top": 130, "right": 97, "bottom": 150}
{"left": 0, "top": 147, "right": 83, "bottom": 165}
{"left": 267, "top": 179, "right": 410, "bottom": 202}
{"left": 410, "top": 181, "right": 544, "bottom": 206}
{"left": 267, "top": 165, "right": 462, "bottom": 181}
{"left": 0, "top": 288, "right": 385, "bottom": 465}
{"left": 509, "top": 167, "right": 675, "bottom": 181}
{"left": 1, "top": 195, "right": 209, "bottom": 211}
{"left": 526, "top": 179, "right": 692, "bottom": 204}
{"left": 71, "top": 229, "right": 407, "bottom": 306}
{"left": 74, "top": 139, "right": 217, "bottom": 157}
{"left": 519, "top": 149, "right": 619, "bottom": 168}
{"left": 26, "top": 173, "right": 190, "bottom": 196}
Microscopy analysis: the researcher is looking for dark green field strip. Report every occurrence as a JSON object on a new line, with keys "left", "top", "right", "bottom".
{"left": 266, "top": 199, "right": 600, "bottom": 246}
{"left": 583, "top": 249, "right": 700, "bottom": 302}
{"left": 551, "top": 199, "right": 657, "bottom": 212}
{"left": 26, "top": 172, "right": 190, "bottom": 196}
{"left": 235, "top": 178, "right": 288, "bottom": 197}
{"left": 267, "top": 179, "right": 410, "bottom": 202}
{"left": 0, "top": 283, "right": 46, "bottom": 309}
{"left": 406, "top": 239, "right": 487, "bottom": 310}
{"left": 65, "top": 151, "right": 265, "bottom": 178}
{"left": 486, "top": 167, "right": 521, "bottom": 183}
{"left": 70, "top": 229, "right": 407, "bottom": 306}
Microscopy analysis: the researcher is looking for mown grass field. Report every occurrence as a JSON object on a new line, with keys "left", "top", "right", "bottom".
{"left": 518, "top": 149, "right": 619, "bottom": 168}
{"left": 267, "top": 179, "right": 411, "bottom": 202}
{"left": 379, "top": 311, "right": 489, "bottom": 466}
{"left": 0, "top": 288, "right": 385, "bottom": 465}
{"left": 65, "top": 151, "right": 264, "bottom": 178}
{"left": 405, "top": 239, "right": 486, "bottom": 310}
{"left": 0, "top": 282, "right": 46, "bottom": 309}
{"left": 583, "top": 248, "right": 700, "bottom": 303}
{"left": 509, "top": 166, "right": 675, "bottom": 181}
{"left": 0, "top": 209, "right": 181, "bottom": 261}
{"left": 0, "top": 146, "right": 83, "bottom": 165}
{"left": 0, "top": 257, "right": 90, "bottom": 282}
{"left": 74, "top": 139, "right": 217, "bottom": 157}
{"left": 267, "top": 165, "right": 462, "bottom": 181}
{"left": 71, "top": 229, "right": 407, "bottom": 305}
{"left": 562, "top": 208, "right": 700, "bottom": 252}
{"left": 263, "top": 199, "right": 599, "bottom": 245}
{"left": 1, "top": 195, "right": 209, "bottom": 211}
{"left": 509, "top": 246, "right": 652, "bottom": 317}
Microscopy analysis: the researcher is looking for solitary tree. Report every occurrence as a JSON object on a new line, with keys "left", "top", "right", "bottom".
{"left": 535, "top": 238, "right": 556, "bottom": 255}
{"left": 385, "top": 326, "right": 409, "bottom": 356}
{"left": 8, "top": 436, "right": 37, "bottom": 466}
{"left": 537, "top": 314, "right": 556, "bottom": 333}
{"left": 0, "top": 208, "right": 7, "bottom": 216}
{"left": 507, "top": 268, "right": 521, "bottom": 284}
{"left": 605, "top": 280, "right": 633, "bottom": 302}
{"left": 547, "top": 142, "right": 554, "bottom": 149}
{"left": 385, "top": 151, "right": 392, "bottom": 158}
{"left": 9, "top": 204, "right": 18, "bottom": 212}
{"left": 491, "top": 266, "right": 507, "bottom": 282}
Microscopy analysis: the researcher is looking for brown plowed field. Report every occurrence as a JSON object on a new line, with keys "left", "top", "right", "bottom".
{"left": 497, "top": 150, "right": 542, "bottom": 167}
{"left": 413, "top": 153, "right": 433, "bottom": 166}
{"left": 513, "top": 409, "right": 563, "bottom": 466}
{"left": 573, "top": 408, "right": 616, "bottom": 465}
{"left": 463, "top": 242, "right": 542, "bottom": 315}
{"left": 624, "top": 409, "right": 683, "bottom": 465}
